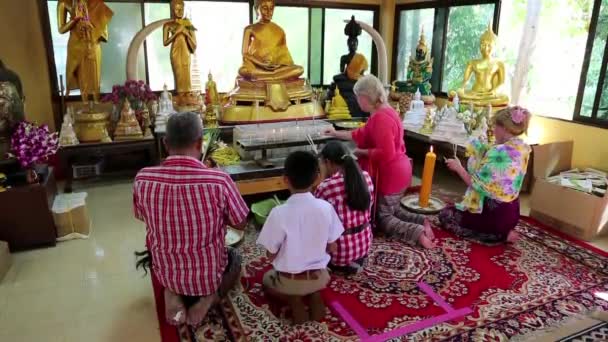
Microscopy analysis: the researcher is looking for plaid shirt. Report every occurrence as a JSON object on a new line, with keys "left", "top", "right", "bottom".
{"left": 133, "top": 156, "right": 249, "bottom": 296}
{"left": 314, "top": 171, "right": 374, "bottom": 266}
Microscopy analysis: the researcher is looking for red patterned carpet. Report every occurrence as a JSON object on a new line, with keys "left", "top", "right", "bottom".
{"left": 151, "top": 206, "right": 608, "bottom": 341}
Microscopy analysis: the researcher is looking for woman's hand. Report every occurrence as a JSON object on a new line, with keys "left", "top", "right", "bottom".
{"left": 354, "top": 148, "right": 368, "bottom": 157}
{"left": 445, "top": 157, "right": 464, "bottom": 174}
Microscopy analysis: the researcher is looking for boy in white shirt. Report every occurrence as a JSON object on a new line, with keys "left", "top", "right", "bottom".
{"left": 257, "top": 151, "right": 344, "bottom": 323}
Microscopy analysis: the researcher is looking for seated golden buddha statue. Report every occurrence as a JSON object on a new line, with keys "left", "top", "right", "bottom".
{"left": 393, "top": 30, "right": 435, "bottom": 105}
{"left": 327, "top": 88, "right": 351, "bottom": 120}
{"left": 114, "top": 100, "right": 143, "bottom": 141}
{"left": 222, "top": 0, "right": 322, "bottom": 124}
{"left": 450, "top": 24, "right": 509, "bottom": 108}
{"left": 329, "top": 16, "right": 369, "bottom": 118}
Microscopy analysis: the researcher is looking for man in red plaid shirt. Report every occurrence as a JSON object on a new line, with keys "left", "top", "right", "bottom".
{"left": 133, "top": 112, "right": 248, "bottom": 327}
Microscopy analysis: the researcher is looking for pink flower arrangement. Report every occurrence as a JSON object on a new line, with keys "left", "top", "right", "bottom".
{"left": 102, "top": 80, "right": 157, "bottom": 110}
{"left": 510, "top": 106, "right": 530, "bottom": 124}
{"left": 9, "top": 121, "right": 59, "bottom": 168}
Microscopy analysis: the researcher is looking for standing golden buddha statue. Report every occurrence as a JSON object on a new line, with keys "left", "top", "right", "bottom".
{"left": 450, "top": 24, "right": 509, "bottom": 108}
{"left": 163, "top": 0, "right": 197, "bottom": 94}
{"left": 57, "top": 0, "right": 114, "bottom": 103}
{"left": 222, "top": 0, "right": 323, "bottom": 124}
{"left": 204, "top": 72, "right": 220, "bottom": 127}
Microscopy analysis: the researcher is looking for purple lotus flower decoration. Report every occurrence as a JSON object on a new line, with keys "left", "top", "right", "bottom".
{"left": 101, "top": 80, "right": 157, "bottom": 110}
{"left": 9, "top": 121, "right": 59, "bottom": 168}
{"left": 510, "top": 106, "right": 529, "bottom": 124}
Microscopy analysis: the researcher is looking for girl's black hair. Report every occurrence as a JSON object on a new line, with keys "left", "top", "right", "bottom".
{"left": 135, "top": 250, "right": 152, "bottom": 275}
{"left": 320, "top": 141, "right": 370, "bottom": 211}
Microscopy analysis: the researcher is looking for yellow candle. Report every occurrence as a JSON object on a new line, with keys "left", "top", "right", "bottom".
{"left": 419, "top": 146, "right": 436, "bottom": 208}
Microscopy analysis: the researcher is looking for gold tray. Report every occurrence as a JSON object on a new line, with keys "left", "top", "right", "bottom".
{"left": 334, "top": 121, "right": 365, "bottom": 129}
{"left": 400, "top": 194, "right": 446, "bottom": 215}
{"left": 226, "top": 227, "right": 244, "bottom": 246}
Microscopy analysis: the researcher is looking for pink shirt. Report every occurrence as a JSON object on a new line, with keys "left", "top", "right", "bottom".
{"left": 352, "top": 106, "right": 412, "bottom": 196}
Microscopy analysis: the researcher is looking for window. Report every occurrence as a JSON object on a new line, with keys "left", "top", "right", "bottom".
{"left": 144, "top": 3, "right": 173, "bottom": 91}
{"left": 499, "top": 0, "right": 594, "bottom": 121}
{"left": 577, "top": 0, "right": 608, "bottom": 123}
{"left": 441, "top": 4, "right": 495, "bottom": 93}
{"left": 323, "top": 9, "right": 375, "bottom": 85}
{"left": 395, "top": 8, "right": 435, "bottom": 82}
{"left": 185, "top": 1, "right": 250, "bottom": 93}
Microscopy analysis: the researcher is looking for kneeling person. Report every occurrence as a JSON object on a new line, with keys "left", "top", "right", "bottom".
{"left": 257, "top": 151, "right": 344, "bottom": 323}
{"left": 133, "top": 112, "right": 249, "bottom": 327}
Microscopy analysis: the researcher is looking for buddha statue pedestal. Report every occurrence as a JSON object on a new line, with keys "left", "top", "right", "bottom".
{"left": 173, "top": 92, "right": 203, "bottom": 113}
{"left": 73, "top": 103, "right": 112, "bottom": 143}
{"left": 221, "top": 78, "right": 324, "bottom": 124}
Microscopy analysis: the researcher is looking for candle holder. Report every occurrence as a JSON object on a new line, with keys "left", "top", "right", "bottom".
{"left": 400, "top": 194, "right": 446, "bottom": 215}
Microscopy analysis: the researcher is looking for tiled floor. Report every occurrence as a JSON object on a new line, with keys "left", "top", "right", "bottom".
{"left": 0, "top": 169, "right": 607, "bottom": 341}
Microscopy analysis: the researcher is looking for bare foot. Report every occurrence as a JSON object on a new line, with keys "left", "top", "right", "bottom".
{"left": 507, "top": 231, "right": 520, "bottom": 243}
{"left": 419, "top": 235, "right": 436, "bottom": 249}
{"left": 423, "top": 219, "right": 435, "bottom": 240}
{"left": 164, "top": 288, "right": 186, "bottom": 326}
{"left": 186, "top": 293, "right": 218, "bottom": 327}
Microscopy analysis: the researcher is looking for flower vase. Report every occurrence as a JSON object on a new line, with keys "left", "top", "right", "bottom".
{"left": 25, "top": 169, "right": 39, "bottom": 184}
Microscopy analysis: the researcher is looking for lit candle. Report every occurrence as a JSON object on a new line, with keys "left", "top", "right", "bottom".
{"left": 419, "top": 146, "right": 436, "bottom": 208}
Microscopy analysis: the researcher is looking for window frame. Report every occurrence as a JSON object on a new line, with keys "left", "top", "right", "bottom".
{"left": 573, "top": 0, "right": 608, "bottom": 128}
{"left": 392, "top": 0, "right": 501, "bottom": 98}
{"left": 40, "top": 0, "right": 378, "bottom": 127}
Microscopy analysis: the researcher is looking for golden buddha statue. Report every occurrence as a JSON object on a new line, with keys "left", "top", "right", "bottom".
{"left": 450, "top": 24, "right": 509, "bottom": 107}
{"left": 163, "top": 0, "right": 197, "bottom": 94}
{"left": 419, "top": 108, "right": 434, "bottom": 135}
{"left": 57, "top": 0, "right": 114, "bottom": 103}
{"left": 204, "top": 72, "right": 220, "bottom": 127}
{"left": 114, "top": 100, "right": 143, "bottom": 141}
{"left": 238, "top": 0, "right": 303, "bottom": 81}
{"left": 327, "top": 88, "right": 351, "bottom": 120}
{"left": 221, "top": 0, "right": 323, "bottom": 124}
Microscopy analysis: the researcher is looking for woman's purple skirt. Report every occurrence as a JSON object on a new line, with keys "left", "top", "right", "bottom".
{"left": 438, "top": 198, "right": 520, "bottom": 244}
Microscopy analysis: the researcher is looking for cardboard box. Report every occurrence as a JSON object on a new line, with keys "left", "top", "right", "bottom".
{"left": 52, "top": 193, "right": 91, "bottom": 241}
{"left": 0, "top": 240, "right": 12, "bottom": 282}
{"left": 530, "top": 141, "right": 608, "bottom": 241}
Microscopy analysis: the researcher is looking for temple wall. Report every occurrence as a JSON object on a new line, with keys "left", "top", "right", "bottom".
{"left": 0, "top": 1, "right": 55, "bottom": 130}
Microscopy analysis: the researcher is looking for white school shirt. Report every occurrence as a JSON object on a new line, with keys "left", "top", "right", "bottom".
{"left": 256, "top": 192, "right": 345, "bottom": 273}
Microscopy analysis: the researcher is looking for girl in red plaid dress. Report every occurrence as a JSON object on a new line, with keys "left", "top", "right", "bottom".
{"left": 315, "top": 141, "right": 374, "bottom": 274}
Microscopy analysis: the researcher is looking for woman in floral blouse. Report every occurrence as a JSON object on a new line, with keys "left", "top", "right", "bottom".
{"left": 439, "top": 106, "right": 532, "bottom": 244}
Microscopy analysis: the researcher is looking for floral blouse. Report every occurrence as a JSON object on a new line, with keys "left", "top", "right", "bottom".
{"left": 456, "top": 137, "right": 531, "bottom": 214}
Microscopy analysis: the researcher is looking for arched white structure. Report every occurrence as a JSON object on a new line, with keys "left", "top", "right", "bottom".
{"left": 126, "top": 19, "right": 172, "bottom": 81}
{"left": 345, "top": 19, "right": 388, "bottom": 86}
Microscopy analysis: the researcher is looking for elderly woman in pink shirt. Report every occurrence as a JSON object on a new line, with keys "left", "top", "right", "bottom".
{"left": 326, "top": 75, "right": 435, "bottom": 249}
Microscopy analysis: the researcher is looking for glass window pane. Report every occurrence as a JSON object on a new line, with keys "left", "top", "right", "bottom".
{"left": 323, "top": 9, "right": 375, "bottom": 85}
{"left": 599, "top": 80, "right": 608, "bottom": 120}
{"left": 581, "top": 0, "right": 608, "bottom": 117}
{"left": 272, "top": 7, "right": 310, "bottom": 79}
{"left": 144, "top": 3, "right": 173, "bottom": 91}
{"left": 441, "top": 4, "right": 495, "bottom": 93}
{"left": 47, "top": 1, "right": 145, "bottom": 94}
{"left": 102, "top": 3, "right": 146, "bottom": 92}
{"left": 186, "top": 1, "right": 250, "bottom": 92}
{"left": 310, "top": 8, "right": 323, "bottom": 85}
{"left": 499, "top": 0, "right": 594, "bottom": 120}
{"left": 396, "top": 9, "right": 435, "bottom": 81}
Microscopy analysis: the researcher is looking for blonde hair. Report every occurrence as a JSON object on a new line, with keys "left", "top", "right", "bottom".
{"left": 353, "top": 74, "right": 388, "bottom": 106}
{"left": 492, "top": 106, "right": 531, "bottom": 136}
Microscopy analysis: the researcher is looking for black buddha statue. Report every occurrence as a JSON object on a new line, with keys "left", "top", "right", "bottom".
{"left": 0, "top": 59, "right": 25, "bottom": 160}
{"left": 328, "top": 16, "right": 369, "bottom": 118}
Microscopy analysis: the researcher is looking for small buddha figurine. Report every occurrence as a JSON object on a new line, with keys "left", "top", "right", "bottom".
{"left": 155, "top": 84, "right": 175, "bottom": 133}
{"left": 57, "top": 0, "right": 114, "bottom": 102}
{"left": 204, "top": 73, "right": 219, "bottom": 127}
{"left": 450, "top": 24, "right": 509, "bottom": 107}
{"left": 238, "top": 0, "right": 304, "bottom": 81}
{"left": 59, "top": 110, "right": 79, "bottom": 146}
{"left": 419, "top": 109, "right": 434, "bottom": 135}
{"left": 114, "top": 100, "right": 143, "bottom": 141}
{"left": 163, "top": 0, "right": 197, "bottom": 94}
{"left": 394, "top": 29, "right": 434, "bottom": 104}
{"left": 327, "top": 88, "right": 351, "bottom": 120}
{"left": 329, "top": 16, "right": 369, "bottom": 118}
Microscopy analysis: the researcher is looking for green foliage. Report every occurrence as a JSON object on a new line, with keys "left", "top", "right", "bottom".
{"left": 441, "top": 4, "right": 495, "bottom": 92}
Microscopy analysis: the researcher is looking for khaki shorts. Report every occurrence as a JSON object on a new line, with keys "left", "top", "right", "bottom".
{"left": 262, "top": 269, "right": 330, "bottom": 296}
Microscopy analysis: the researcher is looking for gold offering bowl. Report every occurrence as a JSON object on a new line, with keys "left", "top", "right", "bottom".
{"left": 74, "top": 111, "right": 111, "bottom": 143}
